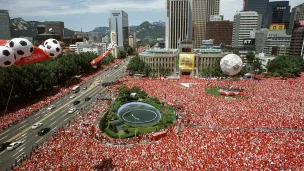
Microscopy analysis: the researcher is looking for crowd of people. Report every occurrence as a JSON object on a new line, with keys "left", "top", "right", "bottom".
{"left": 14, "top": 73, "right": 304, "bottom": 170}
{"left": 0, "top": 59, "right": 124, "bottom": 132}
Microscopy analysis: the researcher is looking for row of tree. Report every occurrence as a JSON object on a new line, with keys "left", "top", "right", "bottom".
{"left": 0, "top": 52, "right": 116, "bottom": 111}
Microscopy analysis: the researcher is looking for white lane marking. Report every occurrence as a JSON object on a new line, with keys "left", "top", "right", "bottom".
{"left": 64, "top": 117, "right": 69, "bottom": 122}
{"left": 36, "top": 137, "right": 43, "bottom": 143}
{"left": 12, "top": 149, "right": 24, "bottom": 157}
{"left": 0, "top": 129, "right": 10, "bottom": 136}
{"left": 50, "top": 116, "right": 56, "bottom": 121}
{"left": 50, "top": 121, "right": 56, "bottom": 126}
{"left": 0, "top": 150, "right": 5, "bottom": 155}
{"left": 15, "top": 152, "right": 24, "bottom": 160}
{"left": 20, "top": 120, "right": 27, "bottom": 124}
{"left": 0, "top": 135, "right": 8, "bottom": 141}
{"left": 34, "top": 116, "right": 40, "bottom": 120}
{"left": 18, "top": 124, "right": 27, "bottom": 130}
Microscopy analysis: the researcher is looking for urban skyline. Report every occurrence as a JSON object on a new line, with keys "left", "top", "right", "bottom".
{"left": 1, "top": 0, "right": 303, "bottom": 32}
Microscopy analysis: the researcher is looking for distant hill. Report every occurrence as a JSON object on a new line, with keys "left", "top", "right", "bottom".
{"left": 10, "top": 18, "right": 76, "bottom": 39}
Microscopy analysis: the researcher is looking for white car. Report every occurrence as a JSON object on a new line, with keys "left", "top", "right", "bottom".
{"left": 69, "top": 95, "right": 76, "bottom": 99}
{"left": 68, "top": 108, "right": 76, "bottom": 114}
{"left": 7, "top": 141, "right": 23, "bottom": 151}
{"left": 32, "top": 123, "right": 43, "bottom": 130}
{"left": 47, "top": 105, "right": 55, "bottom": 110}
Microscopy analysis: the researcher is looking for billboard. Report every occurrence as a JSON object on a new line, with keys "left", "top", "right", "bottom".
{"left": 210, "top": 15, "right": 224, "bottom": 21}
{"left": 202, "top": 39, "right": 214, "bottom": 46}
{"left": 179, "top": 54, "right": 195, "bottom": 71}
{"left": 243, "top": 39, "right": 255, "bottom": 45}
{"left": 269, "top": 24, "right": 285, "bottom": 30}
{"left": 294, "top": 20, "right": 304, "bottom": 29}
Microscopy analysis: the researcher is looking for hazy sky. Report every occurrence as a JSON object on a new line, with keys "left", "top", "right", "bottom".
{"left": 1, "top": 0, "right": 303, "bottom": 31}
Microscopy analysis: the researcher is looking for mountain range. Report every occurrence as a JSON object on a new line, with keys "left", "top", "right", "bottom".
{"left": 10, "top": 18, "right": 165, "bottom": 41}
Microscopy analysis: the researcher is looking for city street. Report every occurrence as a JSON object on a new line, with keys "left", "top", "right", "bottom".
{"left": 0, "top": 58, "right": 131, "bottom": 171}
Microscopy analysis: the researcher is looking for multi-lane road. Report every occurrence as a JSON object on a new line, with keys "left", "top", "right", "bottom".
{"left": 0, "top": 58, "right": 131, "bottom": 171}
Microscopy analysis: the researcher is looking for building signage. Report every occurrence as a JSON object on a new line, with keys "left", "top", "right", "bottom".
{"left": 202, "top": 39, "right": 214, "bottom": 46}
{"left": 294, "top": 20, "right": 304, "bottom": 29}
{"left": 179, "top": 54, "right": 195, "bottom": 71}
{"left": 276, "top": 7, "right": 286, "bottom": 10}
{"left": 243, "top": 39, "right": 255, "bottom": 45}
{"left": 210, "top": 15, "right": 224, "bottom": 21}
{"left": 269, "top": 24, "right": 285, "bottom": 30}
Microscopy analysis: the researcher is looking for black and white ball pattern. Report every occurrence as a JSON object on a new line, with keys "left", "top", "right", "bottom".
{"left": 44, "top": 39, "right": 59, "bottom": 47}
{"left": 0, "top": 46, "right": 16, "bottom": 67}
{"left": 44, "top": 42, "right": 61, "bottom": 58}
{"left": 220, "top": 54, "right": 243, "bottom": 76}
{"left": 7, "top": 38, "right": 33, "bottom": 61}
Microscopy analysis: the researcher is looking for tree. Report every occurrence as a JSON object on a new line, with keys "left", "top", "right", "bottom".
{"left": 127, "top": 46, "right": 134, "bottom": 55}
{"left": 266, "top": 56, "right": 303, "bottom": 77}
{"left": 118, "top": 49, "right": 127, "bottom": 59}
{"left": 232, "top": 49, "right": 239, "bottom": 55}
{"left": 246, "top": 51, "right": 255, "bottom": 63}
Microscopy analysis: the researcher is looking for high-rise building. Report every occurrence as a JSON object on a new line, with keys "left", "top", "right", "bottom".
{"left": 110, "top": 10, "right": 129, "bottom": 47}
{"left": 232, "top": 11, "right": 262, "bottom": 48}
{"left": 289, "top": 3, "right": 304, "bottom": 34}
{"left": 192, "top": 0, "right": 220, "bottom": 48}
{"left": 289, "top": 27, "right": 304, "bottom": 56}
{"left": 206, "top": 20, "right": 233, "bottom": 46}
{"left": 165, "top": 0, "right": 193, "bottom": 49}
{"left": 44, "top": 21, "right": 64, "bottom": 39}
{"left": 265, "top": 1, "right": 291, "bottom": 31}
{"left": 255, "top": 29, "right": 291, "bottom": 56}
{"left": 36, "top": 24, "right": 46, "bottom": 34}
{"left": 243, "top": 0, "right": 269, "bottom": 27}
{"left": 0, "top": 10, "right": 11, "bottom": 39}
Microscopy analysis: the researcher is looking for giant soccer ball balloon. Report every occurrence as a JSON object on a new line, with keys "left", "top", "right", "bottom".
{"left": 220, "top": 54, "right": 243, "bottom": 76}
{"left": 0, "top": 46, "right": 16, "bottom": 67}
{"left": 44, "top": 39, "right": 59, "bottom": 47}
{"left": 7, "top": 38, "right": 33, "bottom": 61}
{"left": 38, "top": 45, "right": 45, "bottom": 51}
{"left": 44, "top": 41, "right": 61, "bottom": 58}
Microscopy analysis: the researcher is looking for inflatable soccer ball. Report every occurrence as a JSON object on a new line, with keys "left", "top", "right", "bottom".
{"left": 7, "top": 38, "right": 33, "bottom": 61}
{"left": 220, "top": 54, "right": 243, "bottom": 76}
{"left": 44, "top": 39, "right": 59, "bottom": 47}
{"left": 0, "top": 46, "right": 16, "bottom": 67}
{"left": 38, "top": 45, "right": 45, "bottom": 51}
{"left": 44, "top": 42, "right": 61, "bottom": 58}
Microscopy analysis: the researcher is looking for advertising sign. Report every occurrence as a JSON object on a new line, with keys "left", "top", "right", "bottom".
{"left": 269, "top": 24, "right": 285, "bottom": 30}
{"left": 179, "top": 54, "right": 195, "bottom": 71}
{"left": 243, "top": 39, "right": 255, "bottom": 45}
{"left": 210, "top": 15, "right": 224, "bottom": 21}
{"left": 294, "top": 20, "right": 304, "bottom": 29}
{"left": 202, "top": 39, "right": 214, "bottom": 46}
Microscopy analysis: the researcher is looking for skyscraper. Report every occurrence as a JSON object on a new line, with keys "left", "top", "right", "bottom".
{"left": 232, "top": 11, "right": 262, "bottom": 48}
{"left": 0, "top": 10, "right": 12, "bottom": 39}
{"left": 44, "top": 21, "right": 64, "bottom": 40}
{"left": 243, "top": 0, "right": 269, "bottom": 27}
{"left": 165, "top": 0, "right": 193, "bottom": 49}
{"left": 289, "top": 3, "right": 304, "bottom": 34}
{"left": 110, "top": 10, "right": 129, "bottom": 47}
{"left": 265, "top": 1, "right": 291, "bottom": 31}
{"left": 192, "top": 0, "right": 220, "bottom": 48}
{"left": 206, "top": 20, "right": 233, "bottom": 46}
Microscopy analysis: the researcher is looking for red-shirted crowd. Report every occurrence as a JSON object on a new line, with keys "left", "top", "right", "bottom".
{"left": 0, "top": 59, "right": 124, "bottom": 132}
{"left": 13, "top": 73, "right": 304, "bottom": 170}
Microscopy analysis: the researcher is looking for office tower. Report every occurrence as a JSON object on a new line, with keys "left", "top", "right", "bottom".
{"left": 44, "top": 21, "right": 64, "bottom": 39}
{"left": 165, "top": 0, "right": 193, "bottom": 49}
{"left": 265, "top": 1, "right": 291, "bottom": 31}
{"left": 206, "top": 20, "right": 233, "bottom": 46}
{"left": 289, "top": 3, "right": 304, "bottom": 34}
{"left": 193, "top": 0, "right": 220, "bottom": 48}
{"left": 255, "top": 28, "right": 291, "bottom": 56}
{"left": 110, "top": 10, "right": 129, "bottom": 47}
{"left": 289, "top": 27, "right": 304, "bottom": 56}
{"left": 232, "top": 11, "right": 262, "bottom": 48}
{"left": 0, "top": 10, "right": 11, "bottom": 39}
{"left": 243, "top": 0, "right": 269, "bottom": 27}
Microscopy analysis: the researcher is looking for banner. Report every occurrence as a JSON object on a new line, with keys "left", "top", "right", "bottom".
{"left": 269, "top": 24, "right": 285, "bottom": 30}
{"left": 15, "top": 46, "right": 50, "bottom": 66}
{"left": 179, "top": 54, "right": 195, "bottom": 71}
{"left": 210, "top": 15, "right": 223, "bottom": 21}
{"left": 0, "top": 40, "right": 9, "bottom": 46}
{"left": 243, "top": 38, "right": 255, "bottom": 45}
{"left": 90, "top": 50, "right": 111, "bottom": 66}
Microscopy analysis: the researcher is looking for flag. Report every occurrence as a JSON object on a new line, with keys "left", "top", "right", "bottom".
{"left": 90, "top": 51, "right": 111, "bottom": 66}
{"left": 15, "top": 46, "right": 50, "bottom": 66}
{"left": 0, "top": 40, "right": 9, "bottom": 46}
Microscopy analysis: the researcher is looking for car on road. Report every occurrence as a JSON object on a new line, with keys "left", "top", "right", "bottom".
{"left": 0, "top": 142, "right": 11, "bottom": 152}
{"left": 73, "top": 100, "right": 80, "bottom": 105}
{"left": 7, "top": 141, "right": 23, "bottom": 151}
{"left": 85, "top": 97, "right": 91, "bottom": 101}
{"left": 47, "top": 105, "right": 55, "bottom": 110}
{"left": 69, "top": 95, "right": 76, "bottom": 99}
{"left": 82, "top": 86, "right": 87, "bottom": 90}
{"left": 38, "top": 128, "right": 51, "bottom": 136}
{"left": 32, "top": 123, "right": 43, "bottom": 130}
{"left": 68, "top": 108, "right": 77, "bottom": 114}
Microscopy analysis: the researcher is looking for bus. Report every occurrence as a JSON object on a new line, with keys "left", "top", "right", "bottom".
{"left": 71, "top": 86, "right": 80, "bottom": 94}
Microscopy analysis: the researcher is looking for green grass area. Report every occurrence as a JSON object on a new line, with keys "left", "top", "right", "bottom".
{"left": 99, "top": 85, "right": 176, "bottom": 139}
{"left": 206, "top": 88, "right": 221, "bottom": 96}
